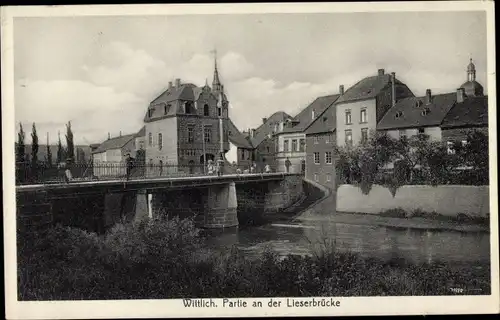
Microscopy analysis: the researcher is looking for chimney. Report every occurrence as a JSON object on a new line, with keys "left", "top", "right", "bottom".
{"left": 378, "top": 69, "right": 385, "bottom": 76}
{"left": 391, "top": 72, "right": 396, "bottom": 107}
{"left": 168, "top": 81, "right": 173, "bottom": 90}
{"left": 425, "top": 89, "right": 432, "bottom": 104}
{"left": 457, "top": 88, "right": 465, "bottom": 103}
{"left": 108, "top": 132, "right": 110, "bottom": 140}
{"left": 175, "top": 78, "right": 181, "bottom": 88}
{"left": 119, "top": 131, "right": 122, "bottom": 137}
{"left": 262, "top": 117, "right": 267, "bottom": 124}
{"left": 339, "top": 85, "right": 344, "bottom": 96}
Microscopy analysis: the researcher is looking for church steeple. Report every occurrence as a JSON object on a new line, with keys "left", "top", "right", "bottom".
{"left": 212, "top": 49, "right": 222, "bottom": 93}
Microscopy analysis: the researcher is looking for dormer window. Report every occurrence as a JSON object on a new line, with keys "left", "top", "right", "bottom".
{"left": 148, "top": 108, "right": 153, "bottom": 118}
{"left": 312, "top": 110, "right": 315, "bottom": 119}
{"left": 395, "top": 111, "right": 403, "bottom": 119}
{"left": 421, "top": 108, "right": 431, "bottom": 116}
{"left": 415, "top": 100, "right": 422, "bottom": 108}
{"left": 203, "top": 104, "right": 210, "bottom": 116}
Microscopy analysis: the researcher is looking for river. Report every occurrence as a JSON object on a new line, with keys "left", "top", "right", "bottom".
{"left": 205, "top": 210, "right": 490, "bottom": 265}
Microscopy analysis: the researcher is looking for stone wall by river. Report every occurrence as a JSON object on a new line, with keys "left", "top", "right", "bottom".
{"left": 337, "top": 184, "right": 490, "bottom": 217}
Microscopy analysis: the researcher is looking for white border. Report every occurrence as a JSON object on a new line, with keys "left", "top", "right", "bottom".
{"left": 2, "top": 2, "right": 498, "bottom": 318}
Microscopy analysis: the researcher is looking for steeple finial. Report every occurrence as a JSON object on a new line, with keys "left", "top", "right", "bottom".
{"left": 211, "top": 48, "right": 222, "bottom": 92}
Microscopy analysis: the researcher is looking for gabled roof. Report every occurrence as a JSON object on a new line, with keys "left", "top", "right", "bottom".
{"left": 136, "top": 125, "right": 146, "bottom": 138}
{"left": 441, "top": 96, "right": 488, "bottom": 128}
{"left": 280, "top": 94, "right": 340, "bottom": 134}
{"left": 304, "top": 102, "right": 337, "bottom": 135}
{"left": 336, "top": 73, "right": 404, "bottom": 104}
{"left": 92, "top": 134, "right": 136, "bottom": 154}
{"left": 377, "top": 93, "right": 457, "bottom": 130}
{"left": 250, "top": 111, "right": 293, "bottom": 147}
{"left": 227, "top": 119, "right": 253, "bottom": 149}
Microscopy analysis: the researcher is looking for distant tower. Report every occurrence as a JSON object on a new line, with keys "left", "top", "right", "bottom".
{"left": 460, "top": 58, "right": 484, "bottom": 97}
{"left": 467, "top": 58, "right": 476, "bottom": 82}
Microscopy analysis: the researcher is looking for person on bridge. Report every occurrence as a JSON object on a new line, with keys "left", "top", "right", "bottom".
{"left": 285, "top": 157, "right": 291, "bottom": 173}
{"left": 125, "top": 153, "right": 134, "bottom": 181}
{"left": 265, "top": 163, "right": 271, "bottom": 174}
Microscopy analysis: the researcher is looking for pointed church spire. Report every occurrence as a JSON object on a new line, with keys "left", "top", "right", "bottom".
{"left": 211, "top": 48, "right": 222, "bottom": 93}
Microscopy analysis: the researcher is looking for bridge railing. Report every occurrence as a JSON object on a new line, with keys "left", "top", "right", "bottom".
{"left": 15, "top": 161, "right": 286, "bottom": 185}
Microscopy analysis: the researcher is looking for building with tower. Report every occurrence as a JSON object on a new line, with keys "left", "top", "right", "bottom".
{"left": 377, "top": 59, "right": 488, "bottom": 145}
{"left": 142, "top": 52, "right": 252, "bottom": 174}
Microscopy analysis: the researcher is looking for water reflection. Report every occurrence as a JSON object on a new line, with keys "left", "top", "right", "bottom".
{"left": 205, "top": 219, "right": 490, "bottom": 264}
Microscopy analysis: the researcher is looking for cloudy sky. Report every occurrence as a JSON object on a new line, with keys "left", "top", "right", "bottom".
{"left": 14, "top": 10, "right": 487, "bottom": 145}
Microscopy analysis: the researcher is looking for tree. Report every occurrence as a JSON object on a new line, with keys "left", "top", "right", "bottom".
{"left": 16, "top": 123, "right": 26, "bottom": 163}
{"left": 57, "top": 131, "right": 64, "bottom": 165}
{"left": 46, "top": 132, "right": 53, "bottom": 168}
{"left": 31, "top": 123, "right": 39, "bottom": 180}
{"left": 65, "top": 121, "right": 75, "bottom": 164}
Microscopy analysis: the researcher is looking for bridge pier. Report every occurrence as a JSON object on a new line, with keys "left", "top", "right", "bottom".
{"left": 203, "top": 182, "right": 239, "bottom": 228}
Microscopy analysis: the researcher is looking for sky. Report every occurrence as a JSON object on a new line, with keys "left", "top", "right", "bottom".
{"left": 13, "top": 11, "right": 488, "bottom": 145}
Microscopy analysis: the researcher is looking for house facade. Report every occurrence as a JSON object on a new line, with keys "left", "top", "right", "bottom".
{"left": 335, "top": 69, "right": 414, "bottom": 147}
{"left": 304, "top": 101, "right": 338, "bottom": 190}
{"left": 275, "top": 94, "right": 340, "bottom": 173}
{"left": 91, "top": 133, "right": 137, "bottom": 177}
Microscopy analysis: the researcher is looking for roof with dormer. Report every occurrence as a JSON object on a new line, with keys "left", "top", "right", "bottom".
{"left": 376, "top": 93, "right": 457, "bottom": 130}
{"left": 227, "top": 119, "right": 254, "bottom": 149}
{"left": 279, "top": 94, "right": 340, "bottom": 134}
{"left": 441, "top": 96, "right": 488, "bottom": 128}
{"left": 250, "top": 111, "right": 293, "bottom": 147}
{"left": 335, "top": 73, "right": 406, "bottom": 105}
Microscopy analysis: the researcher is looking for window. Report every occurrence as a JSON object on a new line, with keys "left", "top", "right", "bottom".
{"left": 158, "top": 133, "right": 163, "bottom": 150}
{"left": 314, "top": 173, "right": 319, "bottom": 182}
{"left": 345, "top": 110, "right": 352, "bottom": 124}
{"left": 313, "top": 136, "right": 319, "bottom": 144}
{"left": 148, "top": 108, "right": 153, "bottom": 118}
{"left": 311, "top": 110, "right": 315, "bottom": 120}
{"left": 421, "top": 108, "right": 431, "bottom": 116}
{"left": 325, "top": 135, "right": 330, "bottom": 144}
{"left": 185, "top": 101, "right": 194, "bottom": 114}
{"left": 149, "top": 159, "right": 153, "bottom": 167}
{"left": 325, "top": 151, "right": 332, "bottom": 164}
{"left": 266, "top": 146, "right": 270, "bottom": 153}
{"left": 395, "top": 111, "right": 403, "bottom": 119}
{"left": 326, "top": 174, "right": 331, "bottom": 182}
{"left": 284, "top": 140, "right": 289, "bottom": 152}
{"left": 299, "top": 139, "right": 306, "bottom": 151}
{"left": 361, "top": 128, "right": 369, "bottom": 143}
{"left": 360, "top": 109, "right": 367, "bottom": 123}
{"left": 399, "top": 129, "right": 406, "bottom": 140}
{"left": 164, "top": 105, "right": 168, "bottom": 115}
{"left": 240, "top": 149, "right": 245, "bottom": 160}
{"left": 314, "top": 152, "right": 320, "bottom": 164}
{"left": 217, "top": 107, "right": 222, "bottom": 117}
{"left": 187, "top": 127, "right": 194, "bottom": 143}
{"left": 204, "top": 104, "right": 210, "bottom": 116}
{"left": 418, "top": 128, "right": 425, "bottom": 135}
{"left": 204, "top": 126, "right": 211, "bottom": 143}
{"left": 292, "top": 139, "right": 297, "bottom": 152}
{"left": 345, "top": 130, "right": 353, "bottom": 146}
{"left": 148, "top": 132, "right": 153, "bottom": 147}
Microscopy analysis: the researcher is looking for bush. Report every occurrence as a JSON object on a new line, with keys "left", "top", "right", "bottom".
{"left": 379, "top": 208, "right": 408, "bottom": 218}
{"left": 18, "top": 216, "right": 491, "bottom": 300}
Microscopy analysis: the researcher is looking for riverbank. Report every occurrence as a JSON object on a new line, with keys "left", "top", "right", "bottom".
{"left": 295, "top": 211, "right": 490, "bottom": 233}
{"left": 17, "top": 217, "right": 491, "bottom": 300}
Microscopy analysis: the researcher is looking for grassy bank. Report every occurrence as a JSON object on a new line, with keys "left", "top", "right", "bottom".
{"left": 18, "top": 217, "right": 490, "bottom": 300}
{"left": 377, "top": 208, "right": 490, "bottom": 226}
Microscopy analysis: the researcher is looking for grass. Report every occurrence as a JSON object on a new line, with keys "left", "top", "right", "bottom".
{"left": 18, "top": 216, "right": 491, "bottom": 300}
{"left": 377, "top": 208, "right": 490, "bottom": 226}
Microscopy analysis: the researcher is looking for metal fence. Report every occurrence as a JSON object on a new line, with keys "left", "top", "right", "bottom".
{"left": 15, "top": 161, "right": 282, "bottom": 185}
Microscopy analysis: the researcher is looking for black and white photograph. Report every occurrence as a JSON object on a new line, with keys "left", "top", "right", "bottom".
{"left": 2, "top": 2, "right": 498, "bottom": 318}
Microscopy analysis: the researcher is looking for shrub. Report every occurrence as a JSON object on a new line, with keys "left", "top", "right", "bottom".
{"left": 379, "top": 208, "right": 408, "bottom": 218}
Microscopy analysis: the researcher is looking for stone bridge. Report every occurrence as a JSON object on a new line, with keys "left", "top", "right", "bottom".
{"left": 16, "top": 173, "right": 304, "bottom": 234}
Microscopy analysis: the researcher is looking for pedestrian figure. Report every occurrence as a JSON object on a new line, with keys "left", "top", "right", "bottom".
{"left": 285, "top": 157, "right": 291, "bottom": 173}
{"left": 207, "top": 160, "right": 214, "bottom": 175}
{"left": 265, "top": 164, "right": 271, "bottom": 174}
{"left": 159, "top": 160, "right": 163, "bottom": 177}
{"left": 125, "top": 153, "right": 134, "bottom": 181}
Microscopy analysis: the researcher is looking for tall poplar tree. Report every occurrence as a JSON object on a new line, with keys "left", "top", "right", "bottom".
{"left": 65, "top": 121, "right": 75, "bottom": 164}
{"left": 16, "top": 123, "right": 26, "bottom": 164}
{"left": 46, "top": 132, "right": 53, "bottom": 168}
{"left": 57, "top": 131, "right": 64, "bottom": 165}
{"left": 31, "top": 123, "right": 39, "bottom": 180}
